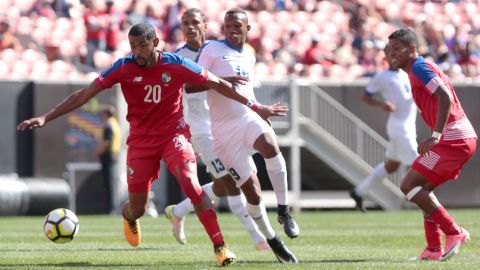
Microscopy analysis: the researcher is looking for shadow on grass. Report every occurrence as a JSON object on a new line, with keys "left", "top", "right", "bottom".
{"left": 0, "top": 261, "right": 216, "bottom": 268}
{"left": 0, "top": 258, "right": 421, "bottom": 269}
{"left": 238, "top": 258, "right": 415, "bottom": 264}
{"left": 239, "top": 259, "right": 369, "bottom": 264}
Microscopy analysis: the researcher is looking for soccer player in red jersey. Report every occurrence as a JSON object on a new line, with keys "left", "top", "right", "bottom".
{"left": 388, "top": 28, "right": 477, "bottom": 261}
{"left": 17, "top": 23, "right": 285, "bottom": 266}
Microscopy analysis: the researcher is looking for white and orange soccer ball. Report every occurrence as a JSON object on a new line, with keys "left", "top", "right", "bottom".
{"left": 43, "top": 208, "right": 79, "bottom": 244}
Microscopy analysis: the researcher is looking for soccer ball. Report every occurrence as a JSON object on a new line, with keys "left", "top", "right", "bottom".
{"left": 43, "top": 208, "right": 80, "bottom": 243}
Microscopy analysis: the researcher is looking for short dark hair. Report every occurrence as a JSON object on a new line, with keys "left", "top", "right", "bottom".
{"left": 182, "top": 8, "right": 205, "bottom": 22}
{"left": 128, "top": 23, "right": 157, "bottom": 40}
{"left": 388, "top": 28, "right": 418, "bottom": 47}
{"left": 225, "top": 7, "right": 248, "bottom": 20}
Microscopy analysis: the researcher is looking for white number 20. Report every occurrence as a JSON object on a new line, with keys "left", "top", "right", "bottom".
{"left": 144, "top": 85, "right": 162, "bottom": 103}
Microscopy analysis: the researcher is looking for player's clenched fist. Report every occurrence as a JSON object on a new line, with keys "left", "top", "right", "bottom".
{"left": 17, "top": 116, "right": 46, "bottom": 131}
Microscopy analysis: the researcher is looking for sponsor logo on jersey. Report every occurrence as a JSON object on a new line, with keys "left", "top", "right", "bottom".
{"left": 162, "top": 72, "right": 172, "bottom": 84}
{"left": 133, "top": 76, "right": 142, "bottom": 82}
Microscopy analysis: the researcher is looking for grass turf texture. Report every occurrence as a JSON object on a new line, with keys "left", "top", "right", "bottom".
{"left": 0, "top": 210, "right": 479, "bottom": 269}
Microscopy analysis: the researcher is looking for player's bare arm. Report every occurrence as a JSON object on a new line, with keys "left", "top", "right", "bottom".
{"left": 203, "top": 71, "right": 288, "bottom": 119}
{"left": 17, "top": 81, "right": 104, "bottom": 131}
{"left": 185, "top": 76, "right": 248, "bottom": 93}
{"left": 362, "top": 94, "right": 395, "bottom": 112}
{"left": 417, "top": 84, "right": 452, "bottom": 156}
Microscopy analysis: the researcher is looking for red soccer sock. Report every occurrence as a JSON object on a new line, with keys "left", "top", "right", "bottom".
{"left": 424, "top": 218, "right": 442, "bottom": 251}
{"left": 198, "top": 208, "right": 224, "bottom": 247}
{"left": 428, "top": 206, "right": 461, "bottom": 236}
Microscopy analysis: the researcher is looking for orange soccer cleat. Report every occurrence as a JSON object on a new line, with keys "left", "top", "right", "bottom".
{"left": 123, "top": 218, "right": 141, "bottom": 247}
{"left": 214, "top": 244, "right": 236, "bottom": 266}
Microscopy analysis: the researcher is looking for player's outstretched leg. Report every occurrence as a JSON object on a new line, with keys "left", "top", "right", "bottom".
{"left": 259, "top": 137, "right": 300, "bottom": 239}
{"left": 263, "top": 152, "right": 300, "bottom": 238}
{"left": 164, "top": 204, "right": 186, "bottom": 244}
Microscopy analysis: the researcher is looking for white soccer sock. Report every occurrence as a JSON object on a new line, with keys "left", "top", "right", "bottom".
{"left": 264, "top": 153, "right": 288, "bottom": 205}
{"left": 246, "top": 202, "right": 276, "bottom": 239}
{"left": 228, "top": 194, "right": 266, "bottom": 244}
{"left": 173, "top": 182, "right": 219, "bottom": 219}
{"left": 355, "top": 163, "right": 388, "bottom": 196}
{"left": 172, "top": 197, "right": 193, "bottom": 219}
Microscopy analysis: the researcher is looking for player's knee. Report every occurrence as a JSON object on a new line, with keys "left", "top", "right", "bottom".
{"left": 259, "top": 144, "right": 279, "bottom": 158}
{"left": 255, "top": 135, "right": 280, "bottom": 158}
{"left": 384, "top": 160, "right": 401, "bottom": 173}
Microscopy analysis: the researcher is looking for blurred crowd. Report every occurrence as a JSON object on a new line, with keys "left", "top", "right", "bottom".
{"left": 0, "top": 0, "right": 479, "bottom": 82}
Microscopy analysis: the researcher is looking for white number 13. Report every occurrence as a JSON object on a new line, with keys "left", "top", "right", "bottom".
{"left": 144, "top": 85, "right": 162, "bottom": 103}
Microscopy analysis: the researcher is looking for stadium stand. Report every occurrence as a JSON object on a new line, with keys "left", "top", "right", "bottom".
{"left": 0, "top": 0, "right": 478, "bottom": 81}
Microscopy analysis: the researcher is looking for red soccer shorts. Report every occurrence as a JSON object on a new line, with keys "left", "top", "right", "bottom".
{"left": 126, "top": 130, "right": 199, "bottom": 197}
{"left": 412, "top": 138, "right": 477, "bottom": 186}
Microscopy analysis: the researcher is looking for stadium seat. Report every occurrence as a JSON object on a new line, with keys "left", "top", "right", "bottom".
{"left": 93, "top": 50, "right": 113, "bottom": 70}
{"left": 21, "top": 49, "right": 42, "bottom": 64}
{"left": 0, "top": 0, "right": 478, "bottom": 80}
{"left": 29, "top": 61, "right": 50, "bottom": 80}
{"left": 0, "top": 61, "right": 10, "bottom": 79}
{"left": 10, "top": 61, "right": 30, "bottom": 79}
{"left": 1, "top": 49, "right": 20, "bottom": 65}
{"left": 254, "top": 62, "right": 270, "bottom": 78}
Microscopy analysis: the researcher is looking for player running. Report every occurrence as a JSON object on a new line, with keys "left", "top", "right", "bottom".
{"left": 350, "top": 45, "right": 418, "bottom": 212}
{"left": 164, "top": 8, "right": 269, "bottom": 251}
{"left": 388, "top": 28, "right": 477, "bottom": 261}
{"left": 193, "top": 8, "right": 298, "bottom": 263}
{"left": 17, "top": 23, "right": 284, "bottom": 266}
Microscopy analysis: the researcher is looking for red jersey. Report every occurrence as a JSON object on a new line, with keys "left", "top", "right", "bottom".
{"left": 95, "top": 51, "right": 208, "bottom": 147}
{"left": 408, "top": 57, "right": 477, "bottom": 141}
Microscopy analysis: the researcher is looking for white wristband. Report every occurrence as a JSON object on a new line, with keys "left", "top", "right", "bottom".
{"left": 246, "top": 99, "right": 255, "bottom": 108}
{"left": 246, "top": 99, "right": 261, "bottom": 111}
{"left": 432, "top": 131, "right": 442, "bottom": 140}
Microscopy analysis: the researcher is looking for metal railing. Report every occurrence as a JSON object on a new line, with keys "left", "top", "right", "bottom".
{"left": 255, "top": 78, "right": 408, "bottom": 188}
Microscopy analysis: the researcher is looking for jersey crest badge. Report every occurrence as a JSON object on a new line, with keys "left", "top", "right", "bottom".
{"left": 161, "top": 72, "right": 172, "bottom": 84}
{"left": 127, "top": 166, "right": 135, "bottom": 177}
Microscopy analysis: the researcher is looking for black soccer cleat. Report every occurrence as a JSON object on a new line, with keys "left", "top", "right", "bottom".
{"left": 267, "top": 235, "right": 298, "bottom": 264}
{"left": 277, "top": 213, "right": 300, "bottom": 238}
{"left": 349, "top": 189, "right": 366, "bottom": 213}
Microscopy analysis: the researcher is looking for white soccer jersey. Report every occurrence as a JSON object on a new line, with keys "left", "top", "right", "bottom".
{"left": 197, "top": 40, "right": 257, "bottom": 125}
{"left": 366, "top": 69, "right": 417, "bottom": 139}
{"left": 197, "top": 40, "right": 271, "bottom": 185}
{"left": 175, "top": 43, "right": 211, "bottom": 137}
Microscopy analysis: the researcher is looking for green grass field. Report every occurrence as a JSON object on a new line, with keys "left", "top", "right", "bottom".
{"left": 0, "top": 209, "right": 479, "bottom": 269}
